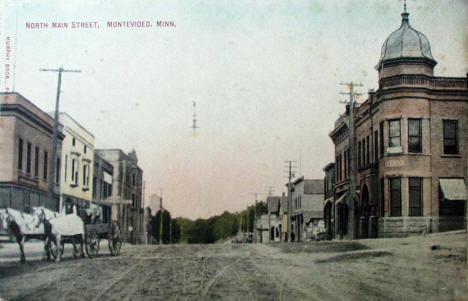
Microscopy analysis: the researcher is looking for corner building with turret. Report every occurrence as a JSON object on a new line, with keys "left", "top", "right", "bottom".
{"left": 329, "top": 9, "right": 468, "bottom": 239}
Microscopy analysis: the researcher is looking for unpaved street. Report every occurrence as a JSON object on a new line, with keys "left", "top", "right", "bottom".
{"left": 0, "top": 232, "right": 467, "bottom": 301}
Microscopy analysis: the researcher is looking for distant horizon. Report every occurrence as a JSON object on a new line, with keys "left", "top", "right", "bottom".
{"left": 1, "top": 0, "right": 466, "bottom": 219}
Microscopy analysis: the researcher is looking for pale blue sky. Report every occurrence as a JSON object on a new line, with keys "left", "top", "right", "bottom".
{"left": 1, "top": 0, "right": 467, "bottom": 218}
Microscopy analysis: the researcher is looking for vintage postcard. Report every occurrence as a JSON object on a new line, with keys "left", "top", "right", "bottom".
{"left": 0, "top": 0, "right": 467, "bottom": 300}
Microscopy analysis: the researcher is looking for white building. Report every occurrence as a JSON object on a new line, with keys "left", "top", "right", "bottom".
{"left": 58, "top": 112, "right": 95, "bottom": 212}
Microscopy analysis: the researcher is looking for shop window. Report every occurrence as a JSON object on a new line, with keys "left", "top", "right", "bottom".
{"left": 409, "top": 177, "right": 422, "bottom": 216}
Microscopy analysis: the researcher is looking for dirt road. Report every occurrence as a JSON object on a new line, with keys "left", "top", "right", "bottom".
{"left": 0, "top": 232, "right": 466, "bottom": 301}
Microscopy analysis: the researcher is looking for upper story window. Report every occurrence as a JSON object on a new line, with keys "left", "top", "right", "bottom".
{"left": 443, "top": 120, "right": 458, "bottom": 155}
{"left": 132, "top": 173, "right": 136, "bottom": 187}
{"left": 43, "top": 151, "right": 48, "bottom": 180}
{"left": 408, "top": 119, "right": 422, "bottom": 153}
{"left": 55, "top": 158, "right": 61, "bottom": 184}
{"left": 18, "top": 138, "right": 23, "bottom": 170}
{"left": 72, "top": 138, "right": 76, "bottom": 146}
{"left": 84, "top": 145, "right": 87, "bottom": 153}
{"left": 26, "top": 142, "right": 32, "bottom": 174}
{"left": 374, "top": 131, "right": 379, "bottom": 162}
{"left": 132, "top": 193, "right": 136, "bottom": 208}
{"left": 379, "top": 121, "right": 384, "bottom": 156}
{"left": 34, "top": 147, "right": 39, "bottom": 177}
{"left": 388, "top": 119, "right": 401, "bottom": 148}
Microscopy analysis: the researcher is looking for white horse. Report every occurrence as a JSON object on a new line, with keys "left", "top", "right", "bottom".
{"left": 34, "top": 205, "right": 85, "bottom": 262}
{"left": 1, "top": 208, "right": 40, "bottom": 262}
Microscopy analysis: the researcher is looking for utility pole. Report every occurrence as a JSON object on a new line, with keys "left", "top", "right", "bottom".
{"left": 265, "top": 185, "right": 274, "bottom": 242}
{"left": 340, "top": 81, "right": 362, "bottom": 239}
{"left": 40, "top": 66, "right": 81, "bottom": 211}
{"left": 284, "top": 161, "right": 296, "bottom": 242}
{"left": 158, "top": 188, "right": 164, "bottom": 245}
{"left": 249, "top": 192, "right": 258, "bottom": 243}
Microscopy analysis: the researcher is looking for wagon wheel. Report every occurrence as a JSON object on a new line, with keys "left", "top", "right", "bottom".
{"left": 85, "top": 230, "right": 100, "bottom": 258}
{"left": 49, "top": 240, "right": 65, "bottom": 259}
{"left": 108, "top": 221, "right": 122, "bottom": 256}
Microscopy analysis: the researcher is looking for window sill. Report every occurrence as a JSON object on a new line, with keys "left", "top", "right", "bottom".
{"left": 82, "top": 187, "right": 89, "bottom": 192}
{"left": 70, "top": 183, "right": 78, "bottom": 188}
{"left": 441, "top": 154, "right": 461, "bottom": 158}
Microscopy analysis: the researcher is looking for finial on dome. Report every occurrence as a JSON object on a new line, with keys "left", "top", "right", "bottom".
{"left": 401, "top": 0, "right": 409, "bottom": 22}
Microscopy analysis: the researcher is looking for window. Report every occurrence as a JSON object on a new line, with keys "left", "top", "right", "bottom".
{"left": 343, "top": 150, "right": 347, "bottom": 179}
{"left": 366, "top": 136, "right": 370, "bottom": 165}
{"left": 82, "top": 165, "right": 89, "bottom": 187}
{"left": 389, "top": 119, "right": 401, "bottom": 147}
{"left": 83, "top": 165, "right": 86, "bottom": 186}
{"left": 408, "top": 119, "right": 422, "bottom": 153}
{"left": 380, "top": 178, "right": 385, "bottom": 217}
{"left": 132, "top": 193, "right": 136, "bottom": 208}
{"left": 84, "top": 145, "right": 87, "bottom": 153}
{"left": 132, "top": 173, "right": 136, "bottom": 187}
{"left": 347, "top": 150, "right": 350, "bottom": 177}
{"left": 379, "top": 121, "right": 384, "bottom": 156}
{"left": 26, "top": 142, "right": 32, "bottom": 173}
{"left": 390, "top": 178, "right": 401, "bottom": 216}
{"left": 72, "top": 138, "right": 76, "bottom": 146}
{"left": 71, "top": 159, "right": 76, "bottom": 182}
{"left": 56, "top": 158, "right": 60, "bottom": 183}
{"left": 443, "top": 120, "right": 458, "bottom": 154}
{"left": 18, "top": 138, "right": 23, "bottom": 170}
{"left": 336, "top": 155, "right": 340, "bottom": 181}
{"left": 374, "top": 131, "right": 378, "bottom": 162}
{"left": 34, "top": 147, "right": 39, "bottom": 177}
{"left": 43, "top": 151, "right": 48, "bottom": 180}
{"left": 64, "top": 155, "right": 68, "bottom": 182}
{"left": 358, "top": 141, "right": 361, "bottom": 167}
{"left": 409, "top": 178, "right": 422, "bottom": 216}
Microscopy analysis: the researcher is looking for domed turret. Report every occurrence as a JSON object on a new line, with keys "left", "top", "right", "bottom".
{"left": 376, "top": 9, "right": 437, "bottom": 77}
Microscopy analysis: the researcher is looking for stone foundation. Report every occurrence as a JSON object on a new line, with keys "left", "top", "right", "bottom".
{"left": 377, "top": 216, "right": 466, "bottom": 238}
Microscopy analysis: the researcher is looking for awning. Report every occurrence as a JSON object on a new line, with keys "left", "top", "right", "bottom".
{"left": 335, "top": 193, "right": 348, "bottom": 205}
{"left": 439, "top": 179, "right": 468, "bottom": 201}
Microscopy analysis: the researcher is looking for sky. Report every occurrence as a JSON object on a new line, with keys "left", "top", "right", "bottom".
{"left": 0, "top": 0, "right": 467, "bottom": 219}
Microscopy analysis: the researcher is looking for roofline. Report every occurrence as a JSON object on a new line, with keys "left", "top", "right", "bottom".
{"left": 59, "top": 112, "right": 95, "bottom": 138}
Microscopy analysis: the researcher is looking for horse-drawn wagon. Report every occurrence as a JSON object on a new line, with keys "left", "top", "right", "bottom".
{"left": 1, "top": 203, "right": 122, "bottom": 262}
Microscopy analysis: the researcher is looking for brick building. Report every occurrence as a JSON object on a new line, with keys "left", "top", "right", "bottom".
{"left": 0, "top": 92, "right": 64, "bottom": 212}
{"left": 329, "top": 8, "right": 468, "bottom": 238}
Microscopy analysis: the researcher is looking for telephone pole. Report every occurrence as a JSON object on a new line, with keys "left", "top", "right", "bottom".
{"left": 284, "top": 160, "right": 296, "bottom": 242}
{"left": 340, "top": 81, "right": 362, "bottom": 239}
{"left": 265, "top": 185, "right": 275, "bottom": 243}
{"left": 158, "top": 188, "right": 165, "bottom": 244}
{"left": 40, "top": 66, "right": 81, "bottom": 210}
